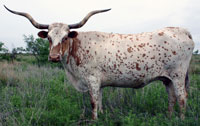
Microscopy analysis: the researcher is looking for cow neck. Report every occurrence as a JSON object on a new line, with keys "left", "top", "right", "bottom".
{"left": 66, "top": 37, "right": 81, "bottom": 66}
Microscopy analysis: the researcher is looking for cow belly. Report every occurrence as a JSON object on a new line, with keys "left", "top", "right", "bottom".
{"left": 100, "top": 68, "right": 159, "bottom": 88}
{"left": 101, "top": 78, "right": 147, "bottom": 88}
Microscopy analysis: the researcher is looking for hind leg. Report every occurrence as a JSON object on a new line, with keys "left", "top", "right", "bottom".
{"left": 98, "top": 88, "right": 103, "bottom": 113}
{"left": 171, "top": 72, "right": 187, "bottom": 120}
{"left": 165, "top": 82, "right": 177, "bottom": 117}
{"left": 185, "top": 70, "right": 189, "bottom": 97}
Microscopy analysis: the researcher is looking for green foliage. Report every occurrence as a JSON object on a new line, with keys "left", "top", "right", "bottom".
{"left": 24, "top": 35, "right": 50, "bottom": 66}
{"left": 0, "top": 41, "right": 8, "bottom": 53}
{"left": 193, "top": 49, "right": 199, "bottom": 55}
{"left": 0, "top": 41, "right": 27, "bottom": 62}
{"left": 0, "top": 41, "right": 9, "bottom": 60}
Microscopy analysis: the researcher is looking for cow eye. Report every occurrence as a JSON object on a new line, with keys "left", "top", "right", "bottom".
{"left": 62, "top": 36, "right": 68, "bottom": 42}
{"left": 48, "top": 36, "right": 52, "bottom": 42}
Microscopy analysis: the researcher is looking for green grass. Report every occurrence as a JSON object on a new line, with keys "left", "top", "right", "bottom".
{"left": 0, "top": 55, "right": 199, "bottom": 126}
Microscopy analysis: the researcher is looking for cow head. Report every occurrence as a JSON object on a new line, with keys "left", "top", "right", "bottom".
{"left": 4, "top": 5, "right": 110, "bottom": 62}
{"left": 37, "top": 23, "right": 78, "bottom": 62}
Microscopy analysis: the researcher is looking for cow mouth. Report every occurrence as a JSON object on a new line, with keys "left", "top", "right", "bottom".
{"left": 48, "top": 54, "right": 61, "bottom": 62}
{"left": 49, "top": 58, "right": 60, "bottom": 62}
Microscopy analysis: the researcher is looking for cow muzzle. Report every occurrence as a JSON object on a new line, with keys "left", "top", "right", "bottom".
{"left": 48, "top": 54, "right": 61, "bottom": 62}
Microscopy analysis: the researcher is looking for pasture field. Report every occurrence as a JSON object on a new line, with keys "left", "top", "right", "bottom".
{"left": 0, "top": 54, "right": 199, "bottom": 126}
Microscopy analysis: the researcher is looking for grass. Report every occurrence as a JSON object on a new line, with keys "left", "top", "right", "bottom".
{"left": 0, "top": 54, "right": 199, "bottom": 126}
{"left": 189, "top": 54, "right": 200, "bottom": 74}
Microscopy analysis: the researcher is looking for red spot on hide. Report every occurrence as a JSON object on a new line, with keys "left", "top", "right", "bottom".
{"left": 172, "top": 51, "right": 177, "bottom": 55}
{"left": 136, "top": 63, "right": 141, "bottom": 71}
{"left": 127, "top": 47, "right": 133, "bottom": 53}
{"left": 158, "top": 32, "right": 164, "bottom": 36}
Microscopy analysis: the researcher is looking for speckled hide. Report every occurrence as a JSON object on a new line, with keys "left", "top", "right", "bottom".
{"left": 4, "top": 6, "right": 194, "bottom": 120}
{"left": 59, "top": 27, "right": 194, "bottom": 119}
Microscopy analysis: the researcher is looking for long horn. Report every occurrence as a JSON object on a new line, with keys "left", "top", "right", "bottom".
{"left": 68, "top": 8, "right": 111, "bottom": 29}
{"left": 4, "top": 5, "right": 49, "bottom": 29}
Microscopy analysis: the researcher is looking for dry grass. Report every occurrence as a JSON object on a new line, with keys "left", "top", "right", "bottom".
{"left": 0, "top": 62, "right": 24, "bottom": 87}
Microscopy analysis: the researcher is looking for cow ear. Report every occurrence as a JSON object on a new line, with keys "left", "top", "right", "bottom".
{"left": 38, "top": 31, "right": 48, "bottom": 38}
{"left": 68, "top": 31, "right": 78, "bottom": 38}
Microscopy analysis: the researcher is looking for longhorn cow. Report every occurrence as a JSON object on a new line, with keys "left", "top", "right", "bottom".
{"left": 4, "top": 5, "right": 194, "bottom": 120}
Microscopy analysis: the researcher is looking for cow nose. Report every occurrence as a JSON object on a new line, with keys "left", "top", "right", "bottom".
{"left": 49, "top": 54, "right": 61, "bottom": 62}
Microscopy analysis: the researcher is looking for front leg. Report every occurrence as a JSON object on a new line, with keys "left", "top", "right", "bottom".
{"left": 86, "top": 76, "right": 101, "bottom": 120}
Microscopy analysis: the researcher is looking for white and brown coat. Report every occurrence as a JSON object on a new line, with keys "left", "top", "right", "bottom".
{"left": 59, "top": 27, "right": 194, "bottom": 119}
{"left": 5, "top": 6, "right": 194, "bottom": 120}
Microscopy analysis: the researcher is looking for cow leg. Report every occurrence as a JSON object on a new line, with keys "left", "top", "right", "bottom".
{"left": 185, "top": 70, "right": 189, "bottom": 97}
{"left": 164, "top": 81, "right": 176, "bottom": 118}
{"left": 87, "top": 76, "right": 101, "bottom": 120}
{"left": 171, "top": 72, "right": 187, "bottom": 120}
{"left": 98, "top": 88, "right": 103, "bottom": 113}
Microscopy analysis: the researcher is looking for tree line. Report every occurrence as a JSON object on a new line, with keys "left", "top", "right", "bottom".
{"left": 0, "top": 35, "right": 49, "bottom": 66}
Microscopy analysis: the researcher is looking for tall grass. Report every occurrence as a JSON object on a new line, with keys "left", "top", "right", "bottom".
{"left": 0, "top": 58, "right": 199, "bottom": 126}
